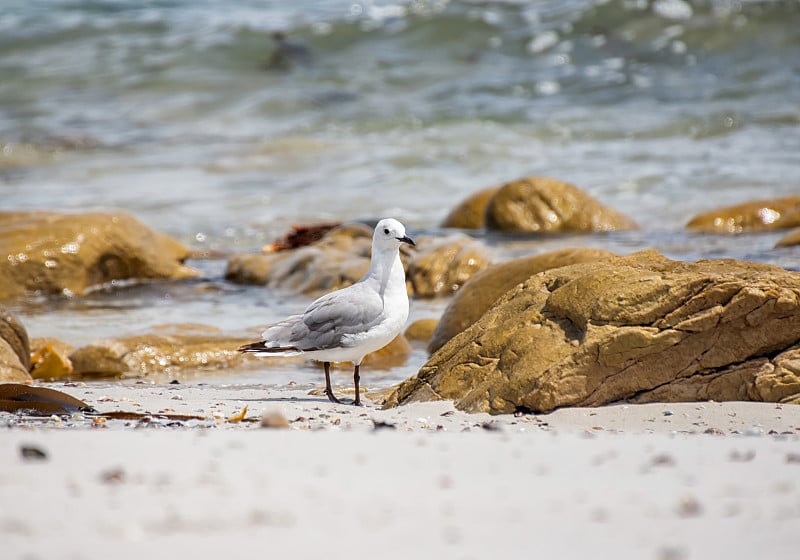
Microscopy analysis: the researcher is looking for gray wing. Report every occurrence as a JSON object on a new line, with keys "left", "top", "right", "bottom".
{"left": 261, "top": 283, "right": 384, "bottom": 351}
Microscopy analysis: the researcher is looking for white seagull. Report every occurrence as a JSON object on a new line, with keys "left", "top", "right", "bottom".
{"left": 239, "top": 218, "right": 415, "bottom": 405}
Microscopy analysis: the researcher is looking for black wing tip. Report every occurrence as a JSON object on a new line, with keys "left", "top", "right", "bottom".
{"left": 238, "top": 342, "right": 300, "bottom": 354}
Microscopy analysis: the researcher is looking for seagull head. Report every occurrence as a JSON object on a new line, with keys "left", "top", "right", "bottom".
{"left": 374, "top": 218, "right": 415, "bottom": 250}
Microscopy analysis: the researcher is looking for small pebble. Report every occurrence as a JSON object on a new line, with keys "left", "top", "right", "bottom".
{"left": 99, "top": 467, "right": 126, "bottom": 484}
{"left": 260, "top": 410, "right": 290, "bottom": 429}
{"left": 20, "top": 445, "right": 48, "bottom": 461}
{"left": 372, "top": 419, "right": 396, "bottom": 431}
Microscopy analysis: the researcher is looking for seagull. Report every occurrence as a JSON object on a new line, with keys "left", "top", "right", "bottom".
{"left": 238, "top": 218, "right": 415, "bottom": 405}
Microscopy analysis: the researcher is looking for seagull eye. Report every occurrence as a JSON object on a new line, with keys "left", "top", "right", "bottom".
{"left": 383, "top": 228, "right": 390, "bottom": 235}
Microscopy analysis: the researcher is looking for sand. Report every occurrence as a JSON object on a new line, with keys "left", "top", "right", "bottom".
{"left": 2, "top": 382, "right": 800, "bottom": 560}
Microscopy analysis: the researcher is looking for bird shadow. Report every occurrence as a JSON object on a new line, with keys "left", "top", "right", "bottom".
{"left": 234, "top": 395, "right": 364, "bottom": 407}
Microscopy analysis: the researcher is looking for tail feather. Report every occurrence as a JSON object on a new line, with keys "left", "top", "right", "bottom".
{"left": 238, "top": 341, "right": 300, "bottom": 354}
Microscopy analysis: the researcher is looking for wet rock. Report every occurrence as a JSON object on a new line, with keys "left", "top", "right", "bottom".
{"left": 405, "top": 319, "right": 439, "bottom": 343}
{"left": 69, "top": 324, "right": 267, "bottom": 379}
{"left": 225, "top": 223, "right": 373, "bottom": 295}
{"left": 428, "top": 248, "right": 616, "bottom": 353}
{"left": 0, "top": 211, "right": 197, "bottom": 300}
{"left": 484, "top": 177, "right": 637, "bottom": 233}
{"left": 228, "top": 224, "right": 488, "bottom": 298}
{"left": 441, "top": 187, "right": 501, "bottom": 229}
{"left": 387, "top": 251, "right": 800, "bottom": 414}
{"left": 29, "top": 338, "right": 74, "bottom": 380}
{"left": 687, "top": 197, "right": 800, "bottom": 234}
{"left": 406, "top": 235, "right": 491, "bottom": 298}
{"left": 0, "top": 306, "right": 31, "bottom": 382}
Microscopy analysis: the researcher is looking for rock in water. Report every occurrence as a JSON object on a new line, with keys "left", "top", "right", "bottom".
{"left": 406, "top": 235, "right": 490, "bottom": 298}
{"left": 484, "top": 177, "right": 637, "bottom": 233}
{"left": 387, "top": 251, "right": 800, "bottom": 414}
{"left": 227, "top": 224, "right": 490, "bottom": 298}
{"left": 0, "top": 211, "right": 197, "bottom": 300}
{"left": 441, "top": 187, "right": 500, "bottom": 229}
{"left": 687, "top": 197, "right": 800, "bottom": 233}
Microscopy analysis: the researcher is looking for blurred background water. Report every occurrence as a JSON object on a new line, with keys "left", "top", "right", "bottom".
{"left": 2, "top": 0, "right": 799, "bottom": 385}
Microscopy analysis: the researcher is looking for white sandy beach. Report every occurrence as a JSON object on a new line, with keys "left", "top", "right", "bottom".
{"left": 3, "top": 383, "right": 800, "bottom": 560}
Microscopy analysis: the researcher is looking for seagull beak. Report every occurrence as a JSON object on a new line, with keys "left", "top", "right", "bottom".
{"left": 397, "top": 235, "right": 415, "bottom": 247}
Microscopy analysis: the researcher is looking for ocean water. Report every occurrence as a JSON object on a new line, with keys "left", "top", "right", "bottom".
{"left": 2, "top": 0, "right": 799, "bottom": 386}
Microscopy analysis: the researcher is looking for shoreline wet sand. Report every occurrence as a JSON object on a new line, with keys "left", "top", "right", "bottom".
{"left": 3, "top": 383, "right": 800, "bottom": 560}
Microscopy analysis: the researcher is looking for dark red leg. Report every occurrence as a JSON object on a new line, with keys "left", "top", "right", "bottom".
{"left": 323, "top": 361, "right": 340, "bottom": 404}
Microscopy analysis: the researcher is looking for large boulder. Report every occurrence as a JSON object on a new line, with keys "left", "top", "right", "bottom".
{"left": 0, "top": 211, "right": 197, "bottom": 300}
{"left": 484, "top": 177, "right": 637, "bottom": 233}
{"left": 406, "top": 235, "right": 491, "bottom": 298}
{"left": 687, "top": 196, "right": 800, "bottom": 233}
{"left": 429, "top": 248, "right": 616, "bottom": 353}
{"left": 0, "top": 306, "right": 31, "bottom": 382}
{"left": 386, "top": 251, "right": 800, "bottom": 414}
{"left": 441, "top": 187, "right": 500, "bottom": 229}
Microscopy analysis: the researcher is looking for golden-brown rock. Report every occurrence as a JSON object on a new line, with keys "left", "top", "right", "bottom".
{"left": 441, "top": 187, "right": 500, "bottom": 229}
{"left": 0, "top": 306, "right": 31, "bottom": 382}
{"left": 428, "top": 248, "right": 616, "bottom": 353}
{"left": 0, "top": 306, "right": 30, "bottom": 370}
{"left": 687, "top": 197, "right": 800, "bottom": 233}
{"left": 69, "top": 325, "right": 266, "bottom": 379}
{"left": 386, "top": 251, "right": 800, "bottom": 414}
{"left": 29, "top": 338, "right": 75, "bottom": 380}
{"left": 406, "top": 235, "right": 491, "bottom": 298}
{"left": 405, "top": 319, "right": 439, "bottom": 343}
{"left": 484, "top": 177, "right": 637, "bottom": 233}
{"left": 0, "top": 211, "right": 197, "bottom": 300}
{"left": 0, "top": 342, "right": 30, "bottom": 382}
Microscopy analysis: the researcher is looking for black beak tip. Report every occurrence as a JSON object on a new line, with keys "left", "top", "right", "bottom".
{"left": 398, "top": 235, "right": 415, "bottom": 247}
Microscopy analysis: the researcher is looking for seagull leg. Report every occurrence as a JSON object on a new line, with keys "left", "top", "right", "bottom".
{"left": 353, "top": 364, "right": 362, "bottom": 406}
{"left": 323, "top": 361, "right": 340, "bottom": 404}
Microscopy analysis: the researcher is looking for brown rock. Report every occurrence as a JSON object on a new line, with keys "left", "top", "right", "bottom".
{"left": 405, "top": 319, "right": 439, "bottom": 343}
{"left": 29, "top": 338, "right": 75, "bottom": 380}
{"left": 0, "top": 306, "right": 31, "bottom": 382}
{"left": 441, "top": 187, "right": 501, "bottom": 229}
{"left": 69, "top": 324, "right": 267, "bottom": 379}
{"left": 406, "top": 235, "right": 491, "bottom": 298}
{"left": 0, "top": 342, "right": 30, "bottom": 382}
{"left": 687, "top": 197, "right": 800, "bottom": 233}
{"left": 386, "top": 251, "right": 800, "bottom": 414}
{"left": 0, "top": 211, "right": 197, "bottom": 300}
{"left": 775, "top": 228, "right": 800, "bottom": 248}
{"left": 0, "top": 306, "right": 30, "bottom": 370}
{"left": 228, "top": 224, "right": 487, "bottom": 299}
{"left": 225, "top": 223, "right": 373, "bottom": 295}
{"left": 484, "top": 177, "right": 637, "bottom": 233}
{"left": 428, "top": 248, "right": 616, "bottom": 353}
